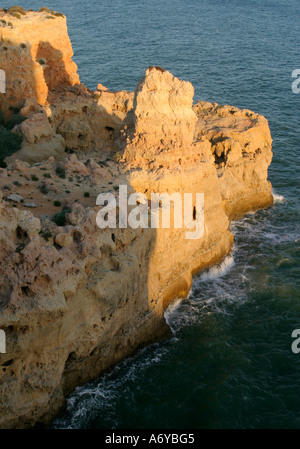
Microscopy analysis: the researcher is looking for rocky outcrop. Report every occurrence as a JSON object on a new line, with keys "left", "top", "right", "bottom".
{"left": 0, "top": 11, "right": 273, "bottom": 428}
{"left": 0, "top": 193, "right": 171, "bottom": 428}
{"left": 48, "top": 86, "right": 134, "bottom": 155}
{"left": 193, "top": 101, "right": 273, "bottom": 219}
{"left": 0, "top": 9, "right": 79, "bottom": 112}
{"left": 0, "top": 9, "right": 79, "bottom": 161}
{"left": 123, "top": 66, "right": 197, "bottom": 164}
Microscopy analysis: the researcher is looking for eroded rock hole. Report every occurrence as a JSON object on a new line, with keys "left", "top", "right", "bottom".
{"left": 16, "top": 226, "right": 28, "bottom": 241}
{"left": 21, "top": 286, "right": 30, "bottom": 296}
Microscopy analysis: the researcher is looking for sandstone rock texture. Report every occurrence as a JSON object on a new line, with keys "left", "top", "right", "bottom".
{"left": 125, "top": 66, "right": 197, "bottom": 158}
{"left": 0, "top": 10, "right": 273, "bottom": 428}
{"left": 193, "top": 101, "right": 273, "bottom": 219}
{"left": 0, "top": 9, "right": 79, "bottom": 110}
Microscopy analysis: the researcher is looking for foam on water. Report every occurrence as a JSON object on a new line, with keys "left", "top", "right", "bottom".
{"left": 197, "top": 255, "right": 235, "bottom": 282}
{"left": 164, "top": 297, "right": 184, "bottom": 328}
{"left": 272, "top": 189, "right": 286, "bottom": 204}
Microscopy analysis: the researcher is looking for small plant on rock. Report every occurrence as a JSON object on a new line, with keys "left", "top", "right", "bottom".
{"left": 55, "top": 166, "right": 66, "bottom": 179}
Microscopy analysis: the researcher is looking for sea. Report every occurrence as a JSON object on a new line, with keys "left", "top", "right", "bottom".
{"left": 5, "top": 0, "right": 300, "bottom": 429}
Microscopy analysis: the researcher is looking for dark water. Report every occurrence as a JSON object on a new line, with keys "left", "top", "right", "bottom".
{"left": 6, "top": 0, "right": 300, "bottom": 428}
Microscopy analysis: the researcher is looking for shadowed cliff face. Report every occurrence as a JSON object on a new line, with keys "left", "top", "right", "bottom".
{"left": 0, "top": 10, "right": 272, "bottom": 428}
{"left": 0, "top": 10, "right": 80, "bottom": 161}
{"left": 36, "top": 41, "right": 76, "bottom": 93}
{"left": 0, "top": 10, "right": 79, "bottom": 111}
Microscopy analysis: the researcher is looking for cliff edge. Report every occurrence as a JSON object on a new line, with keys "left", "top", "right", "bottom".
{"left": 0, "top": 8, "right": 273, "bottom": 428}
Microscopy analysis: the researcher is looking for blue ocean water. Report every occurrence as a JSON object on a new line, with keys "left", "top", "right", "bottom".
{"left": 6, "top": 0, "right": 300, "bottom": 428}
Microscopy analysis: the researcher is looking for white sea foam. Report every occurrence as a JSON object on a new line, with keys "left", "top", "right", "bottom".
{"left": 164, "top": 255, "right": 235, "bottom": 328}
{"left": 164, "top": 297, "right": 183, "bottom": 322}
{"left": 272, "top": 189, "right": 286, "bottom": 203}
{"left": 198, "top": 254, "right": 235, "bottom": 281}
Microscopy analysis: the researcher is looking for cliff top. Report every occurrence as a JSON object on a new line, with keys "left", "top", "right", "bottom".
{"left": 0, "top": 6, "right": 65, "bottom": 22}
{"left": 0, "top": 8, "right": 272, "bottom": 223}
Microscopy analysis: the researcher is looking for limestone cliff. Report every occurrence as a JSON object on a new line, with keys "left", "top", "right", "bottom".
{"left": 193, "top": 101, "right": 273, "bottom": 219}
{"left": 0, "top": 9, "right": 273, "bottom": 428}
{"left": 0, "top": 9, "right": 79, "bottom": 110}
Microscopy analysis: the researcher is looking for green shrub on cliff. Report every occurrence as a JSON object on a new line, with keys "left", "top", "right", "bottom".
{"left": 52, "top": 207, "right": 71, "bottom": 226}
{"left": 8, "top": 105, "right": 20, "bottom": 114}
{"left": 7, "top": 6, "right": 26, "bottom": 15}
{"left": 0, "top": 109, "right": 26, "bottom": 164}
{"left": 46, "top": 9, "right": 64, "bottom": 18}
{"left": 0, "top": 110, "right": 4, "bottom": 126}
{"left": 8, "top": 12, "right": 21, "bottom": 19}
{"left": 5, "top": 112, "right": 27, "bottom": 130}
{"left": 55, "top": 166, "right": 66, "bottom": 179}
{"left": 39, "top": 229, "right": 53, "bottom": 241}
{"left": 0, "top": 125, "right": 22, "bottom": 162}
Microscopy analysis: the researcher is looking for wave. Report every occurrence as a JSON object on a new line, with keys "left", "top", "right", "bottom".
{"left": 164, "top": 297, "right": 185, "bottom": 327}
{"left": 272, "top": 189, "right": 286, "bottom": 203}
{"left": 52, "top": 338, "right": 174, "bottom": 429}
{"left": 164, "top": 255, "right": 235, "bottom": 327}
{"left": 197, "top": 254, "right": 235, "bottom": 281}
